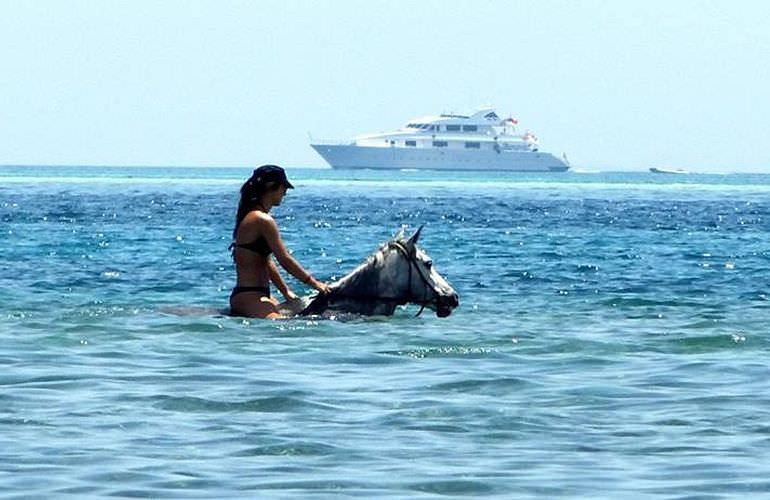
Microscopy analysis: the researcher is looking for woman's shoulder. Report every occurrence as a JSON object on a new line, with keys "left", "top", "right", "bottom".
{"left": 242, "top": 209, "right": 274, "bottom": 224}
{"left": 240, "top": 210, "right": 276, "bottom": 233}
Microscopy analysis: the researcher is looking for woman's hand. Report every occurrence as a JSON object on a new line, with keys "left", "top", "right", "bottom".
{"left": 284, "top": 290, "right": 300, "bottom": 302}
{"left": 307, "top": 277, "right": 330, "bottom": 294}
{"left": 303, "top": 274, "right": 330, "bottom": 294}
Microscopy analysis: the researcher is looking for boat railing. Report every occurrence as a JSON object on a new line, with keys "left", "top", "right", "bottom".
{"left": 310, "top": 139, "right": 356, "bottom": 146}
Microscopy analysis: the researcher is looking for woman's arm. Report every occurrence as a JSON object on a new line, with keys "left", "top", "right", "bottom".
{"left": 260, "top": 215, "right": 328, "bottom": 292}
{"left": 268, "top": 258, "right": 297, "bottom": 300}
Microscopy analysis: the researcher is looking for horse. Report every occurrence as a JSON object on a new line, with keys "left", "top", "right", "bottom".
{"left": 278, "top": 226, "right": 459, "bottom": 318}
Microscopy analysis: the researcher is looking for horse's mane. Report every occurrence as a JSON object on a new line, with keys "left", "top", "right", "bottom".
{"left": 334, "top": 242, "right": 390, "bottom": 292}
{"left": 300, "top": 241, "right": 400, "bottom": 316}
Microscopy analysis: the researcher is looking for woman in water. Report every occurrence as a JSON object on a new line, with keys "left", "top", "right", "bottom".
{"left": 230, "top": 165, "right": 329, "bottom": 318}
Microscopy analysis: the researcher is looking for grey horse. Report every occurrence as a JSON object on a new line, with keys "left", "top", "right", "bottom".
{"left": 278, "top": 227, "right": 459, "bottom": 318}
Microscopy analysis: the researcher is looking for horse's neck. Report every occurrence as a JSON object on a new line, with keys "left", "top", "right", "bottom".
{"left": 299, "top": 247, "right": 405, "bottom": 317}
{"left": 324, "top": 297, "right": 399, "bottom": 316}
{"left": 334, "top": 249, "right": 401, "bottom": 299}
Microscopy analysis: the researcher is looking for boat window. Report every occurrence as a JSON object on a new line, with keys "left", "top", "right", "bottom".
{"left": 463, "top": 125, "right": 478, "bottom": 132}
{"left": 432, "top": 140, "right": 448, "bottom": 147}
{"left": 465, "top": 142, "right": 480, "bottom": 149}
{"left": 446, "top": 125, "right": 461, "bottom": 131}
{"left": 405, "top": 140, "right": 416, "bottom": 147}
{"left": 421, "top": 124, "right": 430, "bottom": 129}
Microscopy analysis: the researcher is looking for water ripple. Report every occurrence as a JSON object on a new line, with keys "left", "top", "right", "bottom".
{"left": 150, "top": 395, "right": 335, "bottom": 413}
{"left": 3, "top": 168, "right": 770, "bottom": 498}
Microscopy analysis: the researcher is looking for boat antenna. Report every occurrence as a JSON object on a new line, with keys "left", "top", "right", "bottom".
{"left": 307, "top": 131, "right": 314, "bottom": 142}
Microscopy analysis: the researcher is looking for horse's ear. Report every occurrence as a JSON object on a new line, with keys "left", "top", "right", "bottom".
{"left": 406, "top": 225, "right": 423, "bottom": 247}
{"left": 394, "top": 226, "right": 406, "bottom": 241}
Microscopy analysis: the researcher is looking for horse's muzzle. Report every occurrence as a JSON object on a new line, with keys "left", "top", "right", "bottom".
{"left": 435, "top": 292, "right": 459, "bottom": 317}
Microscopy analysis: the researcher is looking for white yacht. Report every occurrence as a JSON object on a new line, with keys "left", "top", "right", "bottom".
{"left": 311, "top": 107, "right": 569, "bottom": 172}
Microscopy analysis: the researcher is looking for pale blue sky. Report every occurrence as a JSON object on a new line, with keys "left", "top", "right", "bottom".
{"left": 2, "top": 0, "right": 768, "bottom": 172}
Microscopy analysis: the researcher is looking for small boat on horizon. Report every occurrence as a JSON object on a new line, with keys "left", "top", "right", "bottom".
{"left": 650, "top": 167, "right": 689, "bottom": 174}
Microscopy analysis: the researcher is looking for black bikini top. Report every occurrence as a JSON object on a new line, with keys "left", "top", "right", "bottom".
{"left": 230, "top": 235, "right": 272, "bottom": 256}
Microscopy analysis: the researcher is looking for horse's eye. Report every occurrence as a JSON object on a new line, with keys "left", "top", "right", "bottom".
{"left": 425, "top": 260, "right": 433, "bottom": 268}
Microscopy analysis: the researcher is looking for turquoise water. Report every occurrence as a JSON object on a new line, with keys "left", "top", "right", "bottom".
{"left": 2, "top": 165, "right": 770, "bottom": 498}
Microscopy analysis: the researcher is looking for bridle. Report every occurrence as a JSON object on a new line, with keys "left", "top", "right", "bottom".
{"left": 324, "top": 241, "right": 439, "bottom": 316}
{"left": 390, "top": 241, "right": 436, "bottom": 316}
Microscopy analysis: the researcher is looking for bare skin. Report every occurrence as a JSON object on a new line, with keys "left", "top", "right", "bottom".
{"left": 230, "top": 184, "right": 329, "bottom": 319}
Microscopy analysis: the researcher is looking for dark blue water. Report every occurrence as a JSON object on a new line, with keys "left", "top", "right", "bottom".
{"left": 2, "top": 166, "right": 770, "bottom": 498}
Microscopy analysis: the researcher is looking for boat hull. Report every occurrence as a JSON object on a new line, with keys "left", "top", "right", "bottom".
{"left": 311, "top": 144, "right": 569, "bottom": 172}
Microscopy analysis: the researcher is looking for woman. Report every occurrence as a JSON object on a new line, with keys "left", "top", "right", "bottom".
{"left": 230, "top": 165, "right": 329, "bottom": 318}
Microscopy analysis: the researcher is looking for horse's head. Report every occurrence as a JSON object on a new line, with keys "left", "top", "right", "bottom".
{"left": 300, "top": 226, "right": 459, "bottom": 318}
{"left": 385, "top": 226, "right": 459, "bottom": 317}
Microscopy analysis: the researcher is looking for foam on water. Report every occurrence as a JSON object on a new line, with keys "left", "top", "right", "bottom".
{"left": 3, "top": 166, "right": 770, "bottom": 196}
{"left": 4, "top": 177, "right": 770, "bottom": 198}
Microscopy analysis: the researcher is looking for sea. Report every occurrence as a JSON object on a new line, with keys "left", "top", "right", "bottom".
{"left": 2, "top": 165, "right": 769, "bottom": 498}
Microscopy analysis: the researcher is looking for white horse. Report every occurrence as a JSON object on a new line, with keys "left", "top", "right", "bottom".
{"left": 278, "top": 226, "right": 459, "bottom": 318}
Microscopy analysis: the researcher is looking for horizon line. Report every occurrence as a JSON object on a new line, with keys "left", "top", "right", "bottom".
{"left": 1, "top": 164, "right": 767, "bottom": 174}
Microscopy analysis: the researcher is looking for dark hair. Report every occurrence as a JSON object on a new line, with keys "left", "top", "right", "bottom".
{"left": 233, "top": 165, "right": 294, "bottom": 238}
{"left": 232, "top": 174, "right": 277, "bottom": 238}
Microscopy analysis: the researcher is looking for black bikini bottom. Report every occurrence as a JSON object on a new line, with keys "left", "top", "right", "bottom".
{"left": 230, "top": 285, "right": 270, "bottom": 299}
